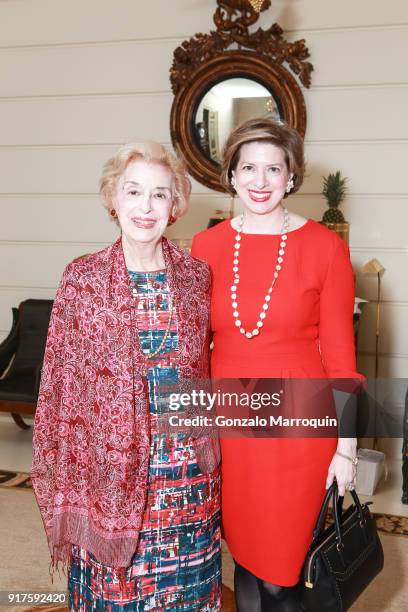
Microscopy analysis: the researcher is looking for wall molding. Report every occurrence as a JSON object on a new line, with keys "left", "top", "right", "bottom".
{"left": 1, "top": 240, "right": 404, "bottom": 255}
{"left": 0, "top": 284, "right": 57, "bottom": 292}
{"left": 0, "top": 36, "right": 186, "bottom": 52}
{"left": 1, "top": 82, "right": 408, "bottom": 102}
{"left": 287, "top": 23, "right": 408, "bottom": 35}
{"left": 0, "top": 23, "right": 407, "bottom": 51}
{"left": 355, "top": 301, "right": 408, "bottom": 307}
{"left": 359, "top": 350, "right": 408, "bottom": 359}
{"left": 1, "top": 138, "right": 408, "bottom": 150}
{"left": 0, "top": 91, "right": 172, "bottom": 102}
{"left": 1, "top": 192, "right": 407, "bottom": 200}
{"left": 0, "top": 191, "right": 407, "bottom": 199}
{"left": 350, "top": 246, "right": 408, "bottom": 254}
{"left": 0, "top": 240, "right": 109, "bottom": 248}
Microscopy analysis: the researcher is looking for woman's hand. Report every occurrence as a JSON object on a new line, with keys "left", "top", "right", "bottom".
{"left": 326, "top": 438, "right": 357, "bottom": 496}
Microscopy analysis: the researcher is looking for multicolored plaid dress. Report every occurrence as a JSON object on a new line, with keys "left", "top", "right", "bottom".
{"left": 68, "top": 270, "right": 221, "bottom": 611}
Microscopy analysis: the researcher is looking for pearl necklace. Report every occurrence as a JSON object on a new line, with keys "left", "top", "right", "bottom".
{"left": 231, "top": 207, "right": 289, "bottom": 339}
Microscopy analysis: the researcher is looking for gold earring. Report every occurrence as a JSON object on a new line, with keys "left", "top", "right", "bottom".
{"left": 110, "top": 208, "right": 117, "bottom": 218}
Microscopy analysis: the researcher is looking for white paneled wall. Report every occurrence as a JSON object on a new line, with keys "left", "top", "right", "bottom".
{"left": 1, "top": 1, "right": 407, "bottom": 456}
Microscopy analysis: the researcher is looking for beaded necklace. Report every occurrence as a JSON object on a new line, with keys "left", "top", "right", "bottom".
{"left": 231, "top": 207, "right": 289, "bottom": 339}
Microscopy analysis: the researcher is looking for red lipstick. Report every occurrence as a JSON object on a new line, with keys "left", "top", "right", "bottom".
{"left": 248, "top": 190, "right": 272, "bottom": 203}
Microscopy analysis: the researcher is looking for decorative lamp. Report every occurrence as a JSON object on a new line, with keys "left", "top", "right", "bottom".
{"left": 360, "top": 258, "right": 386, "bottom": 450}
{"left": 360, "top": 258, "right": 385, "bottom": 380}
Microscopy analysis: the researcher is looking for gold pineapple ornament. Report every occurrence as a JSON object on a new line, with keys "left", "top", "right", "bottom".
{"left": 321, "top": 171, "right": 349, "bottom": 243}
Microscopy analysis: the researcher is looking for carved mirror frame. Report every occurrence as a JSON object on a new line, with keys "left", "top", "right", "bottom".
{"left": 170, "top": 0, "right": 313, "bottom": 193}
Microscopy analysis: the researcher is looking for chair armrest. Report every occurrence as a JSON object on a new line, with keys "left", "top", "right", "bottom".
{"left": 0, "top": 308, "right": 20, "bottom": 377}
{"left": 35, "top": 362, "right": 43, "bottom": 396}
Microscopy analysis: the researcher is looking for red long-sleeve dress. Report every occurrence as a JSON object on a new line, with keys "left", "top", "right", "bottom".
{"left": 191, "top": 218, "right": 363, "bottom": 586}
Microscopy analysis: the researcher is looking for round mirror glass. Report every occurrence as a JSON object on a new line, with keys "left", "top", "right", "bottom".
{"left": 194, "top": 77, "right": 281, "bottom": 165}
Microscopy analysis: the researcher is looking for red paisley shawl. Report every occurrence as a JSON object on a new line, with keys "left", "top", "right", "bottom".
{"left": 31, "top": 237, "right": 216, "bottom": 573}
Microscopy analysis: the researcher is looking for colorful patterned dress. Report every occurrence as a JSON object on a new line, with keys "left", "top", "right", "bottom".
{"left": 68, "top": 270, "right": 221, "bottom": 611}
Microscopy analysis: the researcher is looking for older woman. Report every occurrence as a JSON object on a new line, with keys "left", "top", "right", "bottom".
{"left": 31, "top": 142, "right": 221, "bottom": 611}
{"left": 191, "top": 119, "right": 363, "bottom": 611}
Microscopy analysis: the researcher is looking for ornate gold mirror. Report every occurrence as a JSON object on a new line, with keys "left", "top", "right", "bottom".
{"left": 170, "top": 0, "right": 313, "bottom": 192}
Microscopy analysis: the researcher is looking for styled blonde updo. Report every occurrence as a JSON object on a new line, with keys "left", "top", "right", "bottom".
{"left": 100, "top": 141, "right": 191, "bottom": 221}
{"left": 220, "top": 118, "right": 305, "bottom": 198}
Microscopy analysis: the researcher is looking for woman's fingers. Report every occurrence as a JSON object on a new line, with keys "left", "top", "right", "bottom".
{"left": 337, "top": 480, "right": 346, "bottom": 497}
{"left": 325, "top": 466, "right": 335, "bottom": 489}
{"left": 326, "top": 454, "right": 356, "bottom": 496}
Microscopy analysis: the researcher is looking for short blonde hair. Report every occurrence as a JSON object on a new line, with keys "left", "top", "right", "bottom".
{"left": 221, "top": 118, "right": 305, "bottom": 197}
{"left": 99, "top": 141, "right": 191, "bottom": 220}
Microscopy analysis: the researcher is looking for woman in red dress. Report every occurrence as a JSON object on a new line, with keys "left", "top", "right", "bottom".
{"left": 191, "top": 119, "right": 363, "bottom": 611}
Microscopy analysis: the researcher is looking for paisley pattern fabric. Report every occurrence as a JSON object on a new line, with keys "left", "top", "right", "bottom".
{"left": 67, "top": 271, "right": 221, "bottom": 610}
{"left": 31, "top": 238, "right": 217, "bottom": 573}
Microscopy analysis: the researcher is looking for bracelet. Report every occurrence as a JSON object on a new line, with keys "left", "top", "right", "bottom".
{"left": 336, "top": 451, "right": 358, "bottom": 466}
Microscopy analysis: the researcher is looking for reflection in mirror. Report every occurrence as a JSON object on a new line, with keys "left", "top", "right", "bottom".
{"left": 194, "top": 78, "right": 281, "bottom": 165}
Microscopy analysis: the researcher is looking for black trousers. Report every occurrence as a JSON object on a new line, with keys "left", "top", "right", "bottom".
{"left": 234, "top": 561, "right": 301, "bottom": 612}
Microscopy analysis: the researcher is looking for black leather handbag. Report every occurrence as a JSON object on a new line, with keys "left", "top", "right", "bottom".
{"left": 300, "top": 481, "right": 384, "bottom": 611}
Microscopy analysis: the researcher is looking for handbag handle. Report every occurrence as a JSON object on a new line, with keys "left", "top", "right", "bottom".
{"left": 348, "top": 488, "right": 365, "bottom": 518}
{"left": 312, "top": 482, "right": 338, "bottom": 540}
{"left": 333, "top": 486, "right": 344, "bottom": 546}
{"left": 312, "top": 481, "right": 366, "bottom": 544}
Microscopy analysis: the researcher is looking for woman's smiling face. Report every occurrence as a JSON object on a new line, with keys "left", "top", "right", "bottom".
{"left": 113, "top": 159, "right": 173, "bottom": 244}
{"left": 231, "top": 141, "right": 290, "bottom": 216}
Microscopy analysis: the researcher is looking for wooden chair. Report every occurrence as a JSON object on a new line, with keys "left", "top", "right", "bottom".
{"left": 0, "top": 299, "right": 53, "bottom": 429}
